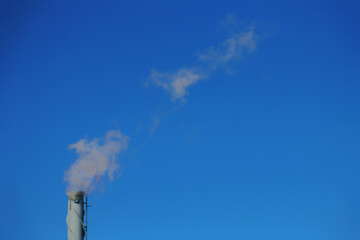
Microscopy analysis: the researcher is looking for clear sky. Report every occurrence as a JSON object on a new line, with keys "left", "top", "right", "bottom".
{"left": 1, "top": 0, "right": 360, "bottom": 239}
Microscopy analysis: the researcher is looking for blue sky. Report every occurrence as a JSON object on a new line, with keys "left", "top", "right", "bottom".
{"left": 1, "top": 0, "right": 360, "bottom": 239}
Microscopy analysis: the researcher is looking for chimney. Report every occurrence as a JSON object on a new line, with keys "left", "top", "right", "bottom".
{"left": 66, "top": 191, "right": 85, "bottom": 240}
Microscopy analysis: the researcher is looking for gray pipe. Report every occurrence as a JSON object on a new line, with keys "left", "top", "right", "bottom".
{"left": 66, "top": 191, "right": 85, "bottom": 240}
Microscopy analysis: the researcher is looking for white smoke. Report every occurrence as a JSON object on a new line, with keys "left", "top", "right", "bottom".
{"left": 64, "top": 130, "right": 129, "bottom": 194}
{"left": 151, "top": 68, "right": 204, "bottom": 101}
{"left": 198, "top": 25, "right": 256, "bottom": 66}
{"left": 150, "top": 21, "right": 257, "bottom": 102}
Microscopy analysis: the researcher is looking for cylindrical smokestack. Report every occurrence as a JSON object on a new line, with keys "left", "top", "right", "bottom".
{"left": 66, "top": 191, "right": 85, "bottom": 240}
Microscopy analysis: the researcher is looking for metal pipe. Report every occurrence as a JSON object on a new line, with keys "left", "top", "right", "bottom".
{"left": 66, "top": 191, "right": 85, "bottom": 240}
{"left": 85, "top": 195, "right": 88, "bottom": 240}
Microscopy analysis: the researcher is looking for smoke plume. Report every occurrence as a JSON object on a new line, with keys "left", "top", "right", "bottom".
{"left": 150, "top": 20, "right": 257, "bottom": 102}
{"left": 197, "top": 24, "right": 256, "bottom": 67}
{"left": 151, "top": 68, "right": 205, "bottom": 101}
{"left": 64, "top": 130, "right": 129, "bottom": 194}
